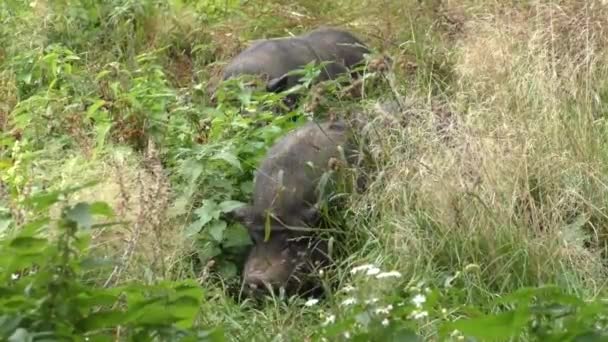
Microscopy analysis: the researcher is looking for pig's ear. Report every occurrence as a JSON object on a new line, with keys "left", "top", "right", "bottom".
{"left": 266, "top": 73, "right": 290, "bottom": 93}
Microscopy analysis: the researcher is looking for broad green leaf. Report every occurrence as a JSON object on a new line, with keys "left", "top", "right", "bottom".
{"left": 168, "top": 196, "right": 189, "bottom": 218}
{"left": 89, "top": 202, "right": 115, "bottom": 217}
{"left": 217, "top": 260, "right": 237, "bottom": 279}
{"left": 185, "top": 219, "right": 205, "bottom": 237}
{"left": 130, "top": 304, "right": 178, "bottom": 325}
{"left": 207, "top": 220, "right": 226, "bottom": 242}
{"left": 222, "top": 224, "right": 252, "bottom": 248}
{"left": 73, "top": 289, "right": 120, "bottom": 310}
{"left": 78, "top": 311, "right": 126, "bottom": 330}
{"left": 448, "top": 310, "right": 528, "bottom": 341}
{"left": 212, "top": 151, "right": 241, "bottom": 171}
{"left": 9, "top": 237, "right": 47, "bottom": 253}
{"left": 169, "top": 296, "right": 202, "bottom": 328}
{"left": 65, "top": 203, "right": 93, "bottom": 230}
{"left": 197, "top": 242, "right": 221, "bottom": 262}
{"left": 218, "top": 200, "right": 245, "bottom": 213}
{"left": 22, "top": 191, "right": 60, "bottom": 211}
{"left": 173, "top": 283, "right": 205, "bottom": 301}
{"left": 194, "top": 201, "right": 221, "bottom": 228}
{"left": 571, "top": 331, "right": 608, "bottom": 342}
{"left": 0, "top": 315, "right": 22, "bottom": 337}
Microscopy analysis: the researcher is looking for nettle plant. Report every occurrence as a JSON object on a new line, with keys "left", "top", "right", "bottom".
{"left": 0, "top": 182, "right": 224, "bottom": 341}
{"left": 174, "top": 63, "right": 330, "bottom": 280}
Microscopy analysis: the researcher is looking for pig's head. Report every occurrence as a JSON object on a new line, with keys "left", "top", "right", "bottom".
{"left": 241, "top": 232, "right": 329, "bottom": 299}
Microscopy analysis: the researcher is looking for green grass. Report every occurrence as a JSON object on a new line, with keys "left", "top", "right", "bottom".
{"left": 2, "top": 0, "right": 608, "bottom": 340}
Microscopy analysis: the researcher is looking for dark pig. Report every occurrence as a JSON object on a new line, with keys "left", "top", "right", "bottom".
{"left": 221, "top": 27, "right": 370, "bottom": 94}
{"left": 241, "top": 232, "right": 329, "bottom": 298}
{"left": 228, "top": 120, "right": 356, "bottom": 241}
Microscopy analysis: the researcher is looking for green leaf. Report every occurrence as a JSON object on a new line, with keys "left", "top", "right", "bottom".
{"left": 65, "top": 203, "right": 93, "bottom": 230}
{"left": 22, "top": 191, "right": 60, "bottom": 211}
{"left": 173, "top": 283, "right": 205, "bottom": 302}
{"left": 0, "top": 315, "right": 22, "bottom": 338}
{"left": 129, "top": 304, "right": 178, "bottom": 325}
{"left": 89, "top": 202, "right": 115, "bottom": 218}
{"left": 168, "top": 196, "right": 189, "bottom": 218}
{"left": 217, "top": 260, "right": 237, "bottom": 279}
{"left": 9, "top": 237, "right": 47, "bottom": 253}
{"left": 207, "top": 220, "right": 226, "bottom": 242}
{"left": 197, "top": 242, "right": 221, "bottom": 262}
{"left": 222, "top": 224, "right": 252, "bottom": 248}
{"left": 218, "top": 200, "right": 246, "bottom": 213}
{"left": 19, "top": 217, "right": 51, "bottom": 236}
{"left": 194, "top": 201, "right": 221, "bottom": 228}
{"left": 447, "top": 310, "right": 529, "bottom": 341}
{"left": 169, "top": 296, "right": 202, "bottom": 329}
{"left": 212, "top": 150, "right": 241, "bottom": 171}
{"left": 185, "top": 219, "right": 205, "bottom": 237}
{"left": 78, "top": 311, "right": 126, "bottom": 330}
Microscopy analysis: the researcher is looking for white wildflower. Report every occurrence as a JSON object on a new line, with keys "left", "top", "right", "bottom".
{"left": 319, "top": 269, "right": 324, "bottom": 276}
{"left": 411, "top": 310, "right": 428, "bottom": 320}
{"left": 382, "top": 318, "right": 390, "bottom": 326}
{"left": 366, "top": 267, "right": 381, "bottom": 276}
{"left": 374, "top": 305, "right": 393, "bottom": 315}
{"left": 350, "top": 264, "right": 376, "bottom": 274}
{"left": 341, "top": 285, "right": 356, "bottom": 293}
{"left": 376, "top": 270, "right": 402, "bottom": 279}
{"left": 441, "top": 308, "right": 447, "bottom": 315}
{"left": 365, "top": 297, "right": 379, "bottom": 305}
{"left": 322, "top": 314, "right": 336, "bottom": 326}
{"left": 341, "top": 297, "right": 358, "bottom": 306}
{"left": 411, "top": 294, "right": 426, "bottom": 308}
{"left": 304, "top": 298, "right": 319, "bottom": 307}
{"left": 11, "top": 273, "right": 19, "bottom": 280}
{"left": 343, "top": 331, "right": 351, "bottom": 339}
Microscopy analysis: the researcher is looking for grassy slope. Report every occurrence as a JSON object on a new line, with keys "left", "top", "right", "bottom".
{"left": 3, "top": 0, "right": 608, "bottom": 340}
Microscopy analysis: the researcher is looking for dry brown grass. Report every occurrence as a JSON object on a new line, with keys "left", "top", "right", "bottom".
{"left": 58, "top": 145, "right": 182, "bottom": 285}
{"left": 345, "top": 0, "right": 608, "bottom": 300}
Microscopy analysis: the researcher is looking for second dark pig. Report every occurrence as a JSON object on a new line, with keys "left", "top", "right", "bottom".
{"left": 222, "top": 27, "right": 370, "bottom": 94}
{"left": 228, "top": 119, "right": 357, "bottom": 241}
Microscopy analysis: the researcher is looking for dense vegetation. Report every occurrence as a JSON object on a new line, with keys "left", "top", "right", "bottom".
{"left": 2, "top": 0, "right": 608, "bottom": 340}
